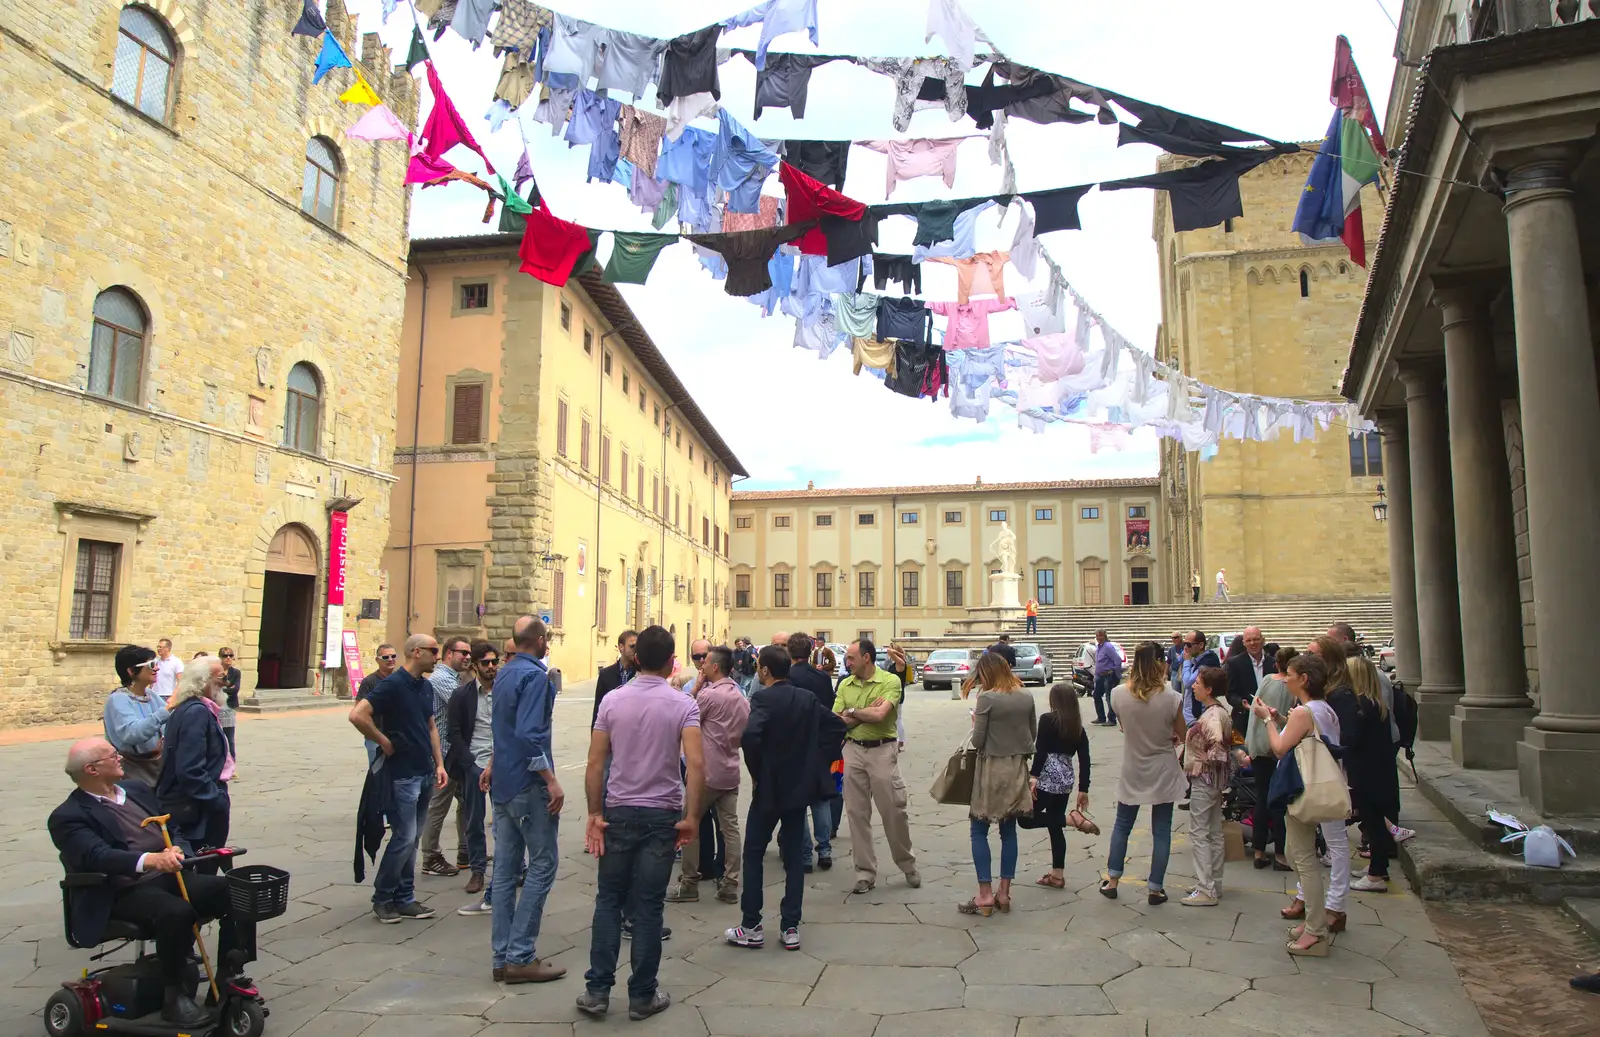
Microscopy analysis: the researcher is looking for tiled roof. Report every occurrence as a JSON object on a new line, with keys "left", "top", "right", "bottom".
{"left": 733, "top": 478, "right": 1159, "bottom": 501}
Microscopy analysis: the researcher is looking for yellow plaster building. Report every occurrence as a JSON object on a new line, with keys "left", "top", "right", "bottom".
{"left": 729, "top": 479, "right": 1162, "bottom": 643}
{"left": 0, "top": 1, "right": 416, "bottom": 725}
{"left": 1155, "top": 151, "right": 1392, "bottom": 600}
{"left": 389, "top": 235, "right": 745, "bottom": 685}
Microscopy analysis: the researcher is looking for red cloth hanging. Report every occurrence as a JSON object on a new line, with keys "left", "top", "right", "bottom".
{"left": 779, "top": 161, "right": 864, "bottom": 256}
{"left": 518, "top": 202, "right": 593, "bottom": 286}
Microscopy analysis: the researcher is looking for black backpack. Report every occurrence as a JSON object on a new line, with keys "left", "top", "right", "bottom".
{"left": 1391, "top": 677, "right": 1419, "bottom": 762}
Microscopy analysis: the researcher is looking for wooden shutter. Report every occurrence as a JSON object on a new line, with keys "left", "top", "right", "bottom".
{"left": 451, "top": 383, "right": 483, "bottom": 444}
{"left": 556, "top": 399, "right": 568, "bottom": 456}
{"left": 552, "top": 568, "right": 565, "bottom": 628}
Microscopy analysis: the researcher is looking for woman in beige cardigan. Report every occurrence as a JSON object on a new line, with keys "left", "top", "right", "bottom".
{"left": 960, "top": 652, "right": 1038, "bottom": 916}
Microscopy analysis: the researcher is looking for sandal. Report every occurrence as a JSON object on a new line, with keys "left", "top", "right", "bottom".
{"left": 1286, "top": 934, "right": 1330, "bottom": 957}
{"left": 1035, "top": 874, "right": 1066, "bottom": 889}
{"left": 1067, "top": 809, "right": 1101, "bottom": 836}
{"left": 1098, "top": 879, "right": 1118, "bottom": 900}
{"left": 957, "top": 899, "right": 995, "bottom": 917}
{"left": 1281, "top": 897, "right": 1306, "bottom": 920}
{"left": 994, "top": 893, "right": 1012, "bottom": 913}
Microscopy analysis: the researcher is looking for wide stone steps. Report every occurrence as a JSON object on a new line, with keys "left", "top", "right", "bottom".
{"left": 239, "top": 688, "right": 340, "bottom": 713}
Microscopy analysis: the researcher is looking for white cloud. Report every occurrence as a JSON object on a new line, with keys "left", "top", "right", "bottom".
{"left": 345, "top": 0, "right": 1397, "bottom": 489}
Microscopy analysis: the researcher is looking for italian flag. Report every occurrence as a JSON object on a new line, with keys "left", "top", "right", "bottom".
{"left": 1292, "top": 37, "right": 1388, "bottom": 268}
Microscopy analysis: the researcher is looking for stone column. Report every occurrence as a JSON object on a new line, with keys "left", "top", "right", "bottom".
{"left": 1504, "top": 148, "right": 1600, "bottom": 815}
{"left": 1397, "top": 359, "right": 1464, "bottom": 738}
{"left": 1432, "top": 283, "right": 1536, "bottom": 769}
{"left": 1377, "top": 412, "right": 1421, "bottom": 694}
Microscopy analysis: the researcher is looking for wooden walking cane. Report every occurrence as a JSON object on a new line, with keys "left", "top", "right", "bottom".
{"left": 140, "top": 814, "right": 219, "bottom": 1004}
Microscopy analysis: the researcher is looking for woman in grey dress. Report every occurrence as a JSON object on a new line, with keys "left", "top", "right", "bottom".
{"left": 960, "top": 652, "right": 1037, "bottom": 916}
{"left": 1101, "top": 641, "right": 1187, "bottom": 906}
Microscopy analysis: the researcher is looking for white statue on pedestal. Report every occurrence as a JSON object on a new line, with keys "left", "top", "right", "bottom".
{"left": 990, "top": 521, "right": 1018, "bottom": 576}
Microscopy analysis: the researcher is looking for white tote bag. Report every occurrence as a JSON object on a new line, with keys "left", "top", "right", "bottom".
{"left": 1288, "top": 735, "right": 1350, "bottom": 824}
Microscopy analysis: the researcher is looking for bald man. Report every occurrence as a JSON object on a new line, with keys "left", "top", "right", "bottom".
{"left": 48, "top": 738, "right": 244, "bottom": 1025}
{"left": 771, "top": 631, "right": 790, "bottom": 647}
{"left": 349, "top": 633, "right": 447, "bottom": 925}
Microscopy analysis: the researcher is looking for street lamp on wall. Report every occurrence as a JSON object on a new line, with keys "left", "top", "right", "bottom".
{"left": 1372, "top": 482, "right": 1388, "bottom": 523}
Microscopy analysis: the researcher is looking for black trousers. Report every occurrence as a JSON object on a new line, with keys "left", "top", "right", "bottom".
{"left": 1016, "top": 790, "right": 1069, "bottom": 869}
{"left": 1354, "top": 792, "right": 1398, "bottom": 878}
{"left": 1250, "top": 756, "right": 1285, "bottom": 857}
{"left": 110, "top": 873, "right": 235, "bottom": 987}
{"left": 740, "top": 805, "right": 806, "bottom": 931}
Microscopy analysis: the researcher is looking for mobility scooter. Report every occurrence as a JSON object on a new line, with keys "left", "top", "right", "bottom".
{"left": 43, "top": 848, "right": 287, "bottom": 1037}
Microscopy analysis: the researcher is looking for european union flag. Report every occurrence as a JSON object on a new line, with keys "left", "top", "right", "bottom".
{"left": 1293, "top": 110, "right": 1346, "bottom": 245}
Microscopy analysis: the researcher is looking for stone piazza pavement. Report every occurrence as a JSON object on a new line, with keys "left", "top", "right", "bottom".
{"left": 0, "top": 682, "right": 1505, "bottom": 1037}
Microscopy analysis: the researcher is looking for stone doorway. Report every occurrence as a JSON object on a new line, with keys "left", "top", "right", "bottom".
{"left": 260, "top": 524, "right": 318, "bottom": 689}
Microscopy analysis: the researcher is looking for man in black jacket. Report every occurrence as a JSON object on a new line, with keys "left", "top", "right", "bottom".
{"left": 988, "top": 634, "right": 1018, "bottom": 668}
{"left": 724, "top": 646, "right": 848, "bottom": 952}
{"left": 447, "top": 641, "right": 500, "bottom": 895}
{"left": 1222, "top": 626, "right": 1273, "bottom": 735}
{"left": 49, "top": 737, "right": 242, "bottom": 1026}
{"left": 785, "top": 633, "right": 836, "bottom": 872}
{"left": 591, "top": 630, "right": 638, "bottom": 729}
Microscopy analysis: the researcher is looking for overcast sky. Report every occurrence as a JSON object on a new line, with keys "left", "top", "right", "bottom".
{"left": 344, "top": 1, "right": 1398, "bottom": 490}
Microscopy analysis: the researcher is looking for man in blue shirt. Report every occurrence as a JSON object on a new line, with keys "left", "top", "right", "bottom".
{"left": 1166, "top": 632, "right": 1186, "bottom": 694}
{"left": 484, "top": 616, "right": 566, "bottom": 985}
{"left": 348, "top": 634, "right": 447, "bottom": 925}
{"left": 1090, "top": 629, "right": 1124, "bottom": 727}
{"left": 1180, "top": 630, "right": 1222, "bottom": 726}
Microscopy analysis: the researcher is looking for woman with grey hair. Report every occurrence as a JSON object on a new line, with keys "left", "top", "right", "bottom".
{"left": 156, "top": 655, "right": 234, "bottom": 855}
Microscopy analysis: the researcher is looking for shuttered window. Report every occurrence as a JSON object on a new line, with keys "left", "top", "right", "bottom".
{"left": 451, "top": 382, "right": 484, "bottom": 444}
{"left": 556, "top": 399, "right": 569, "bottom": 456}
{"left": 552, "top": 568, "right": 566, "bottom": 628}
{"left": 580, "top": 418, "right": 591, "bottom": 470}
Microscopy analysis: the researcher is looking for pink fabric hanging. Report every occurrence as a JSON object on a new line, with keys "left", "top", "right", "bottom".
{"left": 417, "top": 60, "right": 496, "bottom": 174}
{"left": 1021, "top": 332, "right": 1085, "bottom": 381}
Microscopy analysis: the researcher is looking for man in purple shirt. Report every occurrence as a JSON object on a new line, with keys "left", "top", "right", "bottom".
{"left": 667, "top": 646, "right": 749, "bottom": 906}
{"left": 578, "top": 625, "right": 704, "bottom": 1022}
{"left": 1091, "top": 629, "right": 1124, "bottom": 727}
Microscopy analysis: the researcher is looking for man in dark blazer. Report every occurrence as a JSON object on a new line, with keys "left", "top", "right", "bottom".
{"left": 591, "top": 629, "right": 639, "bottom": 729}
{"left": 724, "top": 647, "right": 847, "bottom": 951}
{"left": 48, "top": 737, "right": 241, "bottom": 1026}
{"left": 1222, "top": 626, "right": 1275, "bottom": 735}
{"left": 784, "top": 633, "right": 837, "bottom": 872}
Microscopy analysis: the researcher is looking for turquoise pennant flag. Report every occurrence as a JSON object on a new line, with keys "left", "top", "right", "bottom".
{"left": 312, "top": 31, "right": 351, "bottom": 85}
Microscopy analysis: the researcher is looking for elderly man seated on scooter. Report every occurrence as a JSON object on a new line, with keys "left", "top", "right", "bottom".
{"left": 48, "top": 737, "right": 243, "bottom": 1026}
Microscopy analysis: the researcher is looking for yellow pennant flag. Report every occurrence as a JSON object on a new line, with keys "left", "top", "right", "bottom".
{"left": 339, "top": 77, "right": 380, "bottom": 106}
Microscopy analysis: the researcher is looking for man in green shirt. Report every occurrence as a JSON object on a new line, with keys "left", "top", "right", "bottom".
{"left": 835, "top": 639, "right": 920, "bottom": 894}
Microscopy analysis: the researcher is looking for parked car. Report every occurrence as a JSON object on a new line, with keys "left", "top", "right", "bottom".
{"left": 1214, "top": 632, "right": 1240, "bottom": 662}
{"left": 1376, "top": 638, "right": 1396, "bottom": 673}
{"left": 1071, "top": 642, "right": 1097, "bottom": 696}
{"left": 1012, "top": 642, "right": 1053, "bottom": 686}
{"left": 921, "top": 649, "right": 976, "bottom": 691}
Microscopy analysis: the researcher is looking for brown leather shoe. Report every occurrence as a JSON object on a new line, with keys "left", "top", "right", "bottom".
{"left": 464, "top": 872, "right": 484, "bottom": 895}
{"left": 503, "top": 960, "right": 567, "bottom": 984}
{"left": 492, "top": 967, "right": 504, "bottom": 982}
{"left": 1326, "top": 909, "right": 1347, "bottom": 933}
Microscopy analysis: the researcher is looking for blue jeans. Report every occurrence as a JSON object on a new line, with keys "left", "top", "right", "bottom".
{"left": 801, "top": 798, "right": 832, "bottom": 866}
{"left": 742, "top": 806, "right": 806, "bottom": 931}
{"left": 1025, "top": 615, "right": 1038, "bottom": 634}
{"left": 1093, "top": 672, "right": 1119, "bottom": 724}
{"left": 1105, "top": 801, "right": 1175, "bottom": 892}
{"left": 490, "top": 783, "right": 559, "bottom": 968}
{"left": 373, "top": 775, "right": 429, "bottom": 906}
{"left": 461, "top": 764, "right": 489, "bottom": 876}
{"left": 970, "top": 817, "right": 1018, "bottom": 884}
{"left": 585, "top": 806, "right": 678, "bottom": 1003}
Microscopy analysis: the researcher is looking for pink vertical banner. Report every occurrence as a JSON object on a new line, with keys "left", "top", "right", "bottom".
{"left": 328, "top": 510, "right": 349, "bottom": 606}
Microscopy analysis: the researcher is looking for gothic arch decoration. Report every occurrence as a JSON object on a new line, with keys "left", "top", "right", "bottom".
{"left": 304, "top": 115, "right": 344, "bottom": 147}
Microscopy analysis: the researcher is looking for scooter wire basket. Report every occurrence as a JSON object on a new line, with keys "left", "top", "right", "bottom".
{"left": 226, "top": 865, "right": 290, "bottom": 922}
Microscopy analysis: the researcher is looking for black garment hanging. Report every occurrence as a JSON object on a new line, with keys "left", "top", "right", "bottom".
{"left": 1099, "top": 151, "right": 1277, "bottom": 232}
{"left": 886, "top": 341, "right": 944, "bottom": 399}
{"left": 1110, "top": 94, "right": 1297, "bottom": 159}
{"left": 737, "top": 52, "right": 838, "bottom": 120}
{"left": 656, "top": 25, "right": 721, "bottom": 104}
{"left": 685, "top": 223, "right": 814, "bottom": 296}
{"left": 1023, "top": 184, "right": 1095, "bottom": 234}
{"left": 876, "top": 296, "right": 932, "bottom": 344}
{"left": 872, "top": 197, "right": 1005, "bottom": 248}
{"left": 783, "top": 140, "right": 850, "bottom": 190}
{"left": 872, "top": 253, "right": 921, "bottom": 295}
{"left": 821, "top": 210, "right": 880, "bottom": 266}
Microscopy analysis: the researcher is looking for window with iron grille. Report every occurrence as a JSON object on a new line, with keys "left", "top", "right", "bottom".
{"left": 300, "top": 138, "right": 343, "bottom": 227}
{"left": 858, "top": 513, "right": 876, "bottom": 526}
{"left": 773, "top": 515, "right": 791, "bottom": 528}
{"left": 112, "top": 7, "right": 174, "bottom": 122}
{"left": 816, "top": 514, "right": 833, "bottom": 527}
{"left": 736, "top": 516, "right": 751, "bottom": 529}
{"left": 459, "top": 282, "right": 489, "bottom": 310}
{"left": 70, "top": 540, "right": 119, "bottom": 640}
{"left": 88, "top": 288, "right": 146, "bottom": 404}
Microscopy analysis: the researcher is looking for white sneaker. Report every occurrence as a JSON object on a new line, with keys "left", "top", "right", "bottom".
{"left": 1389, "top": 825, "right": 1416, "bottom": 843}
{"left": 781, "top": 927, "right": 801, "bottom": 951}
{"left": 1350, "top": 874, "right": 1389, "bottom": 893}
{"left": 725, "top": 925, "right": 764, "bottom": 948}
{"left": 1318, "top": 852, "right": 1333, "bottom": 868}
{"left": 1180, "top": 891, "right": 1218, "bottom": 907}
{"left": 457, "top": 900, "right": 491, "bottom": 916}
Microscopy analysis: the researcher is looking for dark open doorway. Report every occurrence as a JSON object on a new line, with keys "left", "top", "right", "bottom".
{"left": 260, "top": 524, "right": 318, "bottom": 689}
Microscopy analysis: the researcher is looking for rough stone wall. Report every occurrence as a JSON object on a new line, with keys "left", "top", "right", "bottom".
{"left": 1503, "top": 398, "right": 1539, "bottom": 707}
{"left": 0, "top": 1, "right": 415, "bottom": 725}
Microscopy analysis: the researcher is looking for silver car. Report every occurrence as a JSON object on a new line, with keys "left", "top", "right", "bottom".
{"left": 921, "top": 648, "right": 976, "bottom": 691}
{"left": 1012, "top": 643, "right": 1053, "bottom": 686}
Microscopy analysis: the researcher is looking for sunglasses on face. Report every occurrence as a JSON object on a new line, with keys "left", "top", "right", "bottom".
{"left": 421, "top": 646, "right": 440, "bottom": 654}
{"left": 220, "top": 653, "right": 234, "bottom": 659}
{"left": 692, "top": 653, "right": 708, "bottom": 662}
{"left": 480, "top": 659, "right": 499, "bottom": 668}
{"left": 378, "top": 654, "right": 397, "bottom": 661}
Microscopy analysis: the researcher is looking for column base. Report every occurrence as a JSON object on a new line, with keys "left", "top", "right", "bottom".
{"left": 1517, "top": 727, "right": 1600, "bottom": 817}
{"left": 1417, "top": 685, "right": 1465, "bottom": 742}
{"left": 1450, "top": 706, "right": 1537, "bottom": 770}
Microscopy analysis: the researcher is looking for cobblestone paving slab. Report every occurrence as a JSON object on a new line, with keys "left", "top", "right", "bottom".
{"left": 0, "top": 686, "right": 1511, "bottom": 1036}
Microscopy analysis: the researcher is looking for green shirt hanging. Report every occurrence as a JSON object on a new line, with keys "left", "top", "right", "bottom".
{"left": 602, "top": 232, "right": 678, "bottom": 285}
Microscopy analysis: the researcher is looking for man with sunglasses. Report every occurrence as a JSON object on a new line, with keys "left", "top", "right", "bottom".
{"left": 447, "top": 642, "right": 500, "bottom": 901}
{"left": 357, "top": 644, "right": 399, "bottom": 764}
{"left": 1179, "top": 630, "right": 1222, "bottom": 727}
{"left": 348, "top": 634, "right": 448, "bottom": 924}
{"left": 421, "top": 638, "right": 473, "bottom": 878}
{"left": 103, "top": 646, "right": 170, "bottom": 787}
{"left": 217, "top": 648, "right": 241, "bottom": 757}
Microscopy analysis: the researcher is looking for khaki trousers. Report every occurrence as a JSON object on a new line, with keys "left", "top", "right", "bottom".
{"left": 1287, "top": 815, "right": 1328, "bottom": 938}
{"left": 421, "top": 777, "right": 463, "bottom": 860}
{"left": 681, "top": 785, "right": 741, "bottom": 890}
{"left": 843, "top": 740, "right": 917, "bottom": 882}
{"left": 1188, "top": 780, "right": 1226, "bottom": 898}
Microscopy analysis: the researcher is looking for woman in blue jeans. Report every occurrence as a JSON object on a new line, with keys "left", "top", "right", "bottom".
{"left": 1100, "top": 642, "right": 1187, "bottom": 906}
{"left": 959, "top": 653, "right": 1037, "bottom": 917}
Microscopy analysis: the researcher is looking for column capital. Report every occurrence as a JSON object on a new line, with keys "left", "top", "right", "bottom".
{"left": 1428, "top": 272, "right": 1506, "bottom": 332}
{"left": 1500, "top": 141, "right": 1585, "bottom": 211}
{"left": 1375, "top": 407, "right": 1407, "bottom": 440}
{"left": 1395, "top": 356, "right": 1445, "bottom": 395}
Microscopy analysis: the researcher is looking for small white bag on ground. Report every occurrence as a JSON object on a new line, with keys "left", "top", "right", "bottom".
{"left": 1490, "top": 807, "right": 1577, "bottom": 869}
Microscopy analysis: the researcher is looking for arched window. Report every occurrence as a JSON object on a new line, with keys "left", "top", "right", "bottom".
{"left": 89, "top": 288, "right": 147, "bottom": 402}
{"left": 1299, "top": 269, "right": 1311, "bottom": 298}
{"left": 301, "top": 137, "right": 341, "bottom": 226}
{"left": 111, "top": 6, "right": 175, "bottom": 122}
{"left": 283, "top": 362, "right": 321, "bottom": 453}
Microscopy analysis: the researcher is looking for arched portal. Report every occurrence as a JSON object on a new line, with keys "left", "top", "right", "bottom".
{"left": 260, "top": 523, "right": 318, "bottom": 688}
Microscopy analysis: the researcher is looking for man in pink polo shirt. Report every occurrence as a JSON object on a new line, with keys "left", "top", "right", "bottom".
{"left": 667, "top": 646, "right": 750, "bottom": 906}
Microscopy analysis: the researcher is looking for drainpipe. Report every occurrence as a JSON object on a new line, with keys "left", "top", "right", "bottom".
{"left": 659, "top": 401, "right": 682, "bottom": 629}
{"left": 721, "top": 472, "right": 748, "bottom": 642}
{"left": 891, "top": 493, "right": 897, "bottom": 640}
{"left": 404, "top": 262, "right": 429, "bottom": 637}
{"left": 592, "top": 322, "right": 634, "bottom": 647}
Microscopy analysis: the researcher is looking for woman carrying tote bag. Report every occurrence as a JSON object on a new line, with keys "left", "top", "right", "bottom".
{"left": 1250, "top": 652, "right": 1347, "bottom": 958}
{"left": 958, "top": 652, "right": 1037, "bottom": 917}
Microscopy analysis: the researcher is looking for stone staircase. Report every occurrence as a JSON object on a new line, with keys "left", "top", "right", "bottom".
{"left": 896, "top": 597, "right": 1394, "bottom": 662}
{"left": 239, "top": 687, "right": 339, "bottom": 714}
